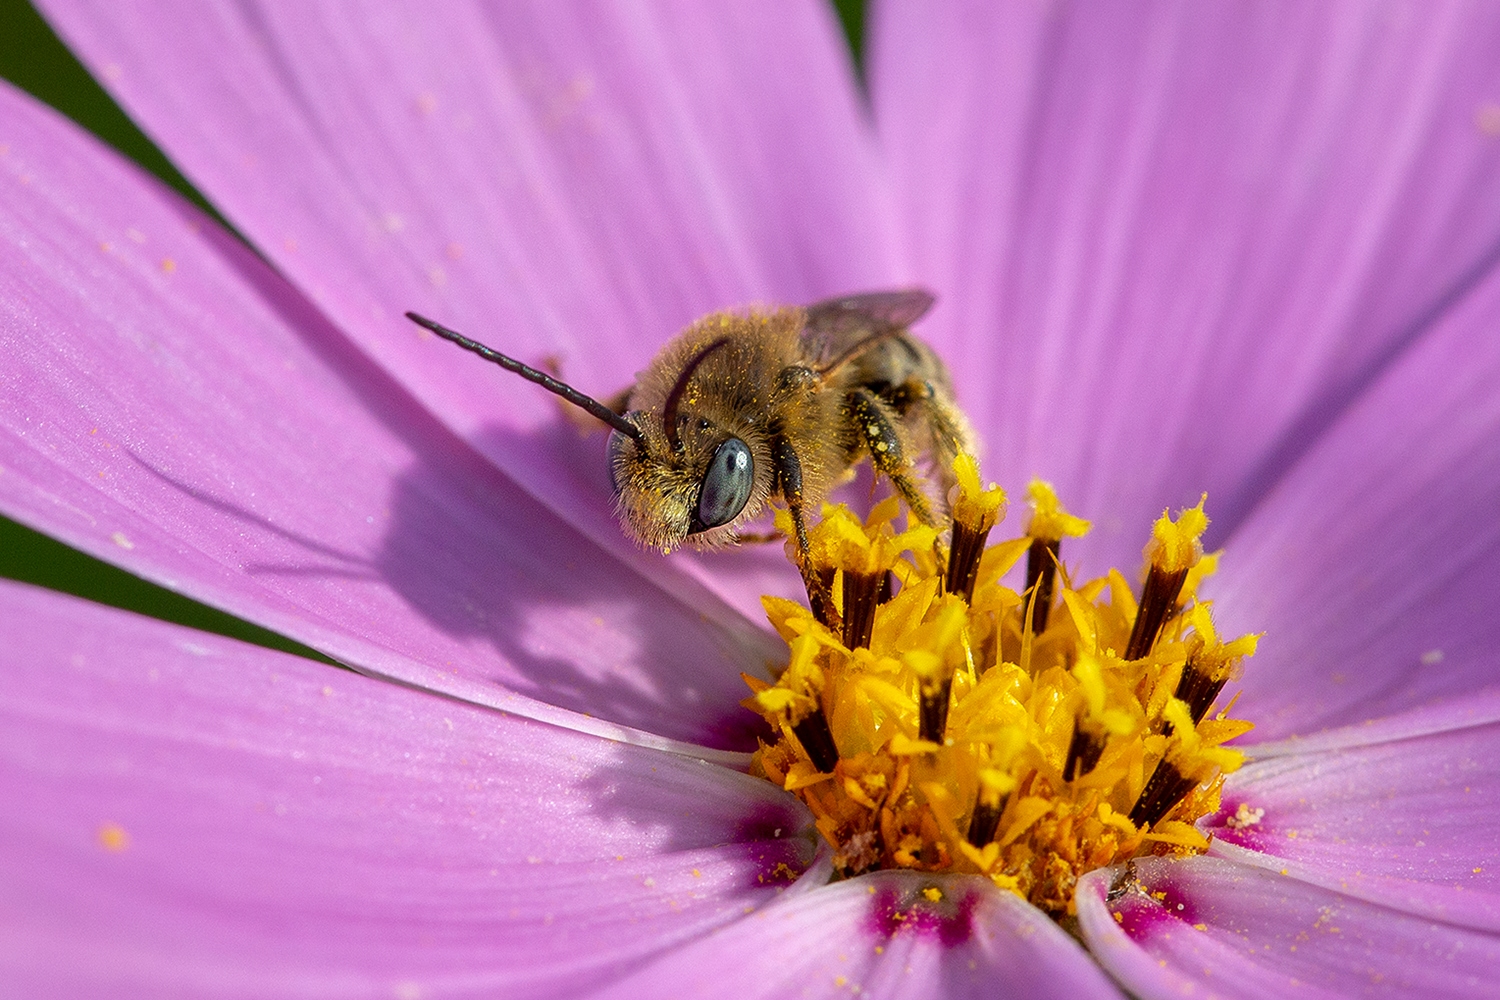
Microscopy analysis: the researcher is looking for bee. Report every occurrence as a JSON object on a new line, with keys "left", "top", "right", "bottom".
{"left": 406, "top": 289, "right": 975, "bottom": 604}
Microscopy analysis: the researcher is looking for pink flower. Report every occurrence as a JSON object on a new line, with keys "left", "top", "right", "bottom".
{"left": 4, "top": 3, "right": 1499, "bottom": 996}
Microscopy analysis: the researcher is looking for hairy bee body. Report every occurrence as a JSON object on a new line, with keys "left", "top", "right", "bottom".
{"left": 832, "top": 319, "right": 972, "bottom": 501}
{"left": 609, "top": 289, "right": 976, "bottom": 555}
{"left": 611, "top": 307, "right": 840, "bottom": 551}
{"left": 408, "top": 289, "right": 974, "bottom": 598}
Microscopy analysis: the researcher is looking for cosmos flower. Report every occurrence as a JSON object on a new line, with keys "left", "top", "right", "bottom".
{"left": 3, "top": 2, "right": 1500, "bottom": 997}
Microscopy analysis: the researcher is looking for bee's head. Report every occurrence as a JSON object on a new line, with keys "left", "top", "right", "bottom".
{"left": 607, "top": 413, "right": 764, "bottom": 553}
{"left": 606, "top": 329, "right": 774, "bottom": 552}
{"left": 404, "top": 310, "right": 770, "bottom": 555}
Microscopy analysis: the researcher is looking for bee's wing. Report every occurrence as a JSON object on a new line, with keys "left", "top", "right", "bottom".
{"left": 800, "top": 288, "right": 936, "bottom": 373}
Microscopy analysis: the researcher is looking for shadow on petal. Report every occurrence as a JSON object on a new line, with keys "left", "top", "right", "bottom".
{"left": 180, "top": 211, "right": 782, "bottom": 751}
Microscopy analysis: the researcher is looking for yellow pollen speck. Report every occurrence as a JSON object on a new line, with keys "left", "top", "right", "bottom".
{"left": 159, "top": 257, "right": 176, "bottom": 273}
{"left": 1226, "top": 803, "right": 1265, "bottom": 829}
{"left": 111, "top": 532, "right": 135, "bottom": 550}
{"left": 746, "top": 454, "right": 1256, "bottom": 919}
{"left": 96, "top": 822, "right": 130, "bottom": 852}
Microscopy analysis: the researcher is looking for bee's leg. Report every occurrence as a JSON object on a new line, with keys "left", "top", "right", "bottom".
{"left": 924, "top": 392, "right": 978, "bottom": 497}
{"left": 882, "top": 378, "right": 978, "bottom": 499}
{"left": 772, "top": 435, "right": 836, "bottom": 624}
{"left": 848, "top": 388, "right": 935, "bottom": 526}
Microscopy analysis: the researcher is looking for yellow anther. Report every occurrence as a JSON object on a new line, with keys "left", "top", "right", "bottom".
{"left": 1146, "top": 494, "right": 1209, "bottom": 574}
{"left": 888, "top": 734, "right": 941, "bottom": 756}
{"left": 749, "top": 687, "right": 804, "bottom": 715}
{"left": 951, "top": 453, "right": 1007, "bottom": 530}
{"left": 976, "top": 768, "right": 1017, "bottom": 805}
{"left": 1026, "top": 479, "right": 1091, "bottom": 542}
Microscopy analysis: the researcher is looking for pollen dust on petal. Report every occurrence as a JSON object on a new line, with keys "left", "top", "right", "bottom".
{"left": 1225, "top": 803, "right": 1265, "bottom": 829}
{"left": 96, "top": 822, "right": 130, "bottom": 852}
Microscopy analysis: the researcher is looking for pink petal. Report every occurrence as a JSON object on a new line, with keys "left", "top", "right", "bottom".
{"left": 596, "top": 871, "right": 1121, "bottom": 1000}
{"left": 40, "top": 0, "right": 898, "bottom": 621}
{"left": 1078, "top": 856, "right": 1500, "bottom": 1000}
{"left": 1204, "top": 704, "right": 1500, "bottom": 931}
{"left": 872, "top": 1, "right": 1500, "bottom": 577}
{"left": 1210, "top": 229, "right": 1500, "bottom": 741}
{"left": 0, "top": 579, "right": 820, "bottom": 997}
{"left": 0, "top": 83, "right": 776, "bottom": 752}
{"left": 1246, "top": 690, "right": 1500, "bottom": 759}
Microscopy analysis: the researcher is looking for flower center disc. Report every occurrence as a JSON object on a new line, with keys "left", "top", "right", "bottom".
{"left": 745, "top": 455, "right": 1257, "bottom": 918}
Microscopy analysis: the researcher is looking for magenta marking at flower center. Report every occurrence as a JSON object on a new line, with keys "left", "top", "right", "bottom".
{"left": 867, "top": 883, "right": 979, "bottom": 947}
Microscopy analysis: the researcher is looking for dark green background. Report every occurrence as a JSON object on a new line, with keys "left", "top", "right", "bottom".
{"left": 0, "top": 0, "right": 865, "bottom": 658}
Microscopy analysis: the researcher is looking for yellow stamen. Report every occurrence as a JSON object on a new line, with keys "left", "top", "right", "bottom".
{"left": 1124, "top": 496, "right": 1211, "bottom": 661}
{"left": 1022, "top": 480, "right": 1091, "bottom": 636}
{"left": 948, "top": 455, "right": 1007, "bottom": 605}
{"left": 951, "top": 454, "right": 1007, "bottom": 531}
{"left": 746, "top": 457, "right": 1257, "bottom": 917}
{"left": 1146, "top": 495, "right": 1209, "bottom": 574}
{"left": 1026, "top": 480, "right": 1091, "bottom": 543}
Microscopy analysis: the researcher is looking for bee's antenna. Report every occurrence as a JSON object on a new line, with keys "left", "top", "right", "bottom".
{"left": 406, "top": 312, "right": 644, "bottom": 443}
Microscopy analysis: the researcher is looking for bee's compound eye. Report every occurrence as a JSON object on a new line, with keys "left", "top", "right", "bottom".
{"left": 606, "top": 424, "right": 637, "bottom": 496}
{"left": 694, "top": 437, "right": 753, "bottom": 531}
